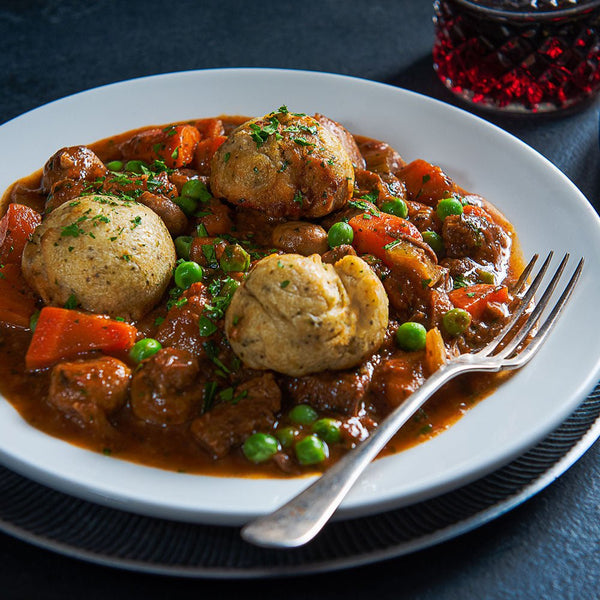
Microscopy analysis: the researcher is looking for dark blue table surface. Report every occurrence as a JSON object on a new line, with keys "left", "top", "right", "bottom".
{"left": 0, "top": 1, "right": 598, "bottom": 597}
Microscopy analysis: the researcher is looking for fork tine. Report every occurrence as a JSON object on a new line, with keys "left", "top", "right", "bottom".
{"left": 503, "top": 258, "right": 583, "bottom": 367}
{"left": 476, "top": 251, "right": 553, "bottom": 357}
{"left": 495, "top": 253, "right": 571, "bottom": 360}
{"left": 511, "top": 252, "right": 539, "bottom": 294}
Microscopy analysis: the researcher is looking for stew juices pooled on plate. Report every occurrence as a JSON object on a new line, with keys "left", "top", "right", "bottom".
{"left": 0, "top": 107, "right": 523, "bottom": 476}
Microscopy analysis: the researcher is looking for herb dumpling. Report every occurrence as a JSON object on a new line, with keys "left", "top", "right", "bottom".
{"left": 225, "top": 253, "right": 389, "bottom": 376}
{"left": 210, "top": 109, "right": 355, "bottom": 218}
{"left": 22, "top": 194, "right": 176, "bottom": 320}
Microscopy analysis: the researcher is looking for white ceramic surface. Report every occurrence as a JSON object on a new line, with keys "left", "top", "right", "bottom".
{"left": 0, "top": 69, "right": 599, "bottom": 525}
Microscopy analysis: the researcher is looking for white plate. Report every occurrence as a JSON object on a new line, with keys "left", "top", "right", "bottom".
{"left": 1, "top": 69, "right": 599, "bottom": 526}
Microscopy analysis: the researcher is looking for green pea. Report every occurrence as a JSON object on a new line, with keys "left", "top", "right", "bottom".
{"left": 198, "top": 316, "right": 217, "bottom": 337}
{"left": 105, "top": 160, "right": 123, "bottom": 171}
{"left": 380, "top": 197, "right": 408, "bottom": 219}
{"left": 174, "top": 195, "right": 198, "bottom": 217}
{"left": 242, "top": 433, "right": 280, "bottom": 463}
{"left": 129, "top": 338, "right": 162, "bottom": 363}
{"left": 174, "top": 235, "right": 193, "bottom": 259}
{"left": 219, "top": 244, "right": 251, "bottom": 273}
{"left": 295, "top": 434, "right": 329, "bottom": 465}
{"left": 29, "top": 310, "right": 40, "bottom": 332}
{"left": 312, "top": 418, "right": 342, "bottom": 444}
{"left": 327, "top": 222, "right": 354, "bottom": 248}
{"left": 422, "top": 230, "right": 444, "bottom": 255}
{"left": 396, "top": 322, "right": 427, "bottom": 352}
{"left": 289, "top": 404, "right": 319, "bottom": 425}
{"left": 125, "top": 160, "right": 147, "bottom": 174}
{"left": 174, "top": 261, "right": 203, "bottom": 289}
{"left": 436, "top": 197, "right": 463, "bottom": 221}
{"left": 275, "top": 426, "right": 299, "bottom": 449}
{"left": 442, "top": 308, "right": 472, "bottom": 336}
{"left": 181, "top": 179, "right": 211, "bottom": 202}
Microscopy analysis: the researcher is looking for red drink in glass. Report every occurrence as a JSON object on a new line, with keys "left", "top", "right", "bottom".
{"left": 433, "top": 0, "right": 600, "bottom": 112}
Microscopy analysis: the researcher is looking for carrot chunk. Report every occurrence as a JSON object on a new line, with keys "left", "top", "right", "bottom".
{"left": 194, "top": 118, "right": 225, "bottom": 138}
{"left": 349, "top": 211, "right": 422, "bottom": 262}
{"left": 25, "top": 307, "right": 137, "bottom": 370}
{"left": 462, "top": 204, "right": 492, "bottom": 220}
{"left": 448, "top": 284, "right": 509, "bottom": 320}
{"left": 398, "top": 159, "right": 459, "bottom": 206}
{"left": 194, "top": 135, "right": 227, "bottom": 173}
{"left": 0, "top": 264, "right": 37, "bottom": 328}
{"left": 120, "top": 124, "right": 201, "bottom": 168}
{"left": 0, "top": 203, "right": 41, "bottom": 264}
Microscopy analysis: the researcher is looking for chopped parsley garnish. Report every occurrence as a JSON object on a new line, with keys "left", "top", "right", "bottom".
{"left": 60, "top": 218, "right": 87, "bottom": 238}
{"left": 166, "top": 286, "right": 184, "bottom": 310}
{"left": 224, "top": 152, "right": 230, "bottom": 163}
{"left": 219, "top": 387, "right": 234, "bottom": 402}
{"left": 151, "top": 159, "right": 172, "bottom": 174}
{"left": 419, "top": 424, "right": 433, "bottom": 435}
{"left": 202, "top": 243, "right": 218, "bottom": 268}
{"left": 218, "top": 387, "right": 248, "bottom": 405}
{"left": 203, "top": 381, "right": 218, "bottom": 413}
{"left": 382, "top": 240, "right": 401, "bottom": 251}
{"left": 204, "top": 277, "right": 238, "bottom": 320}
{"left": 360, "top": 190, "right": 379, "bottom": 203}
{"left": 175, "top": 297, "right": 188, "bottom": 308}
{"left": 64, "top": 294, "right": 78, "bottom": 309}
{"left": 280, "top": 280, "right": 290, "bottom": 288}
{"left": 198, "top": 316, "right": 218, "bottom": 337}
{"left": 293, "top": 137, "right": 314, "bottom": 147}
{"left": 249, "top": 116, "right": 281, "bottom": 148}
{"left": 203, "top": 340, "right": 231, "bottom": 374}
{"left": 452, "top": 274, "right": 470, "bottom": 289}
{"left": 348, "top": 199, "right": 380, "bottom": 217}
{"left": 293, "top": 191, "right": 303, "bottom": 207}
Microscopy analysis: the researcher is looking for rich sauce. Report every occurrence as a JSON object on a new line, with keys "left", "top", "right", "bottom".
{"left": 0, "top": 114, "right": 522, "bottom": 477}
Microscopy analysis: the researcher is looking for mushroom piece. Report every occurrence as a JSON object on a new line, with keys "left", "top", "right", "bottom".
{"left": 271, "top": 221, "right": 329, "bottom": 256}
{"left": 22, "top": 194, "right": 176, "bottom": 320}
{"left": 225, "top": 253, "right": 388, "bottom": 376}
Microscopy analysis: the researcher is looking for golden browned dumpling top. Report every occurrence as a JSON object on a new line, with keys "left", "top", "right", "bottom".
{"left": 22, "top": 194, "right": 176, "bottom": 320}
{"left": 210, "top": 110, "right": 355, "bottom": 219}
{"left": 225, "top": 253, "right": 389, "bottom": 376}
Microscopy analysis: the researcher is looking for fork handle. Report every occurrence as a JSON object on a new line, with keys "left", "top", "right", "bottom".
{"left": 241, "top": 359, "right": 479, "bottom": 548}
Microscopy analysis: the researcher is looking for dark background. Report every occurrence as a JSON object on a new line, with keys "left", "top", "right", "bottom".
{"left": 0, "top": 1, "right": 598, "bottom": 598}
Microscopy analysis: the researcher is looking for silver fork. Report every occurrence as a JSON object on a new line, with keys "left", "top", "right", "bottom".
{"left": 241, "top": 252, "right": 584, "bottom": 548}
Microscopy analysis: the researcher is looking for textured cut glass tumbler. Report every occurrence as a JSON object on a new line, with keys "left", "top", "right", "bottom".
{"left": 433, "top": 0, "right": 600, "bottom": 113}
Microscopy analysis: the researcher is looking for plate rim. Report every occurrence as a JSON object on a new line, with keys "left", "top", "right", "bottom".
{"left": 1, "top": 67, "right": 600, "bottom": 525}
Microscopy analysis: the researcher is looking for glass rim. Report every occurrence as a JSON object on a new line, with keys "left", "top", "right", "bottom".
{"left": 450, "top": 0, "right": 600, "bottom": 21}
